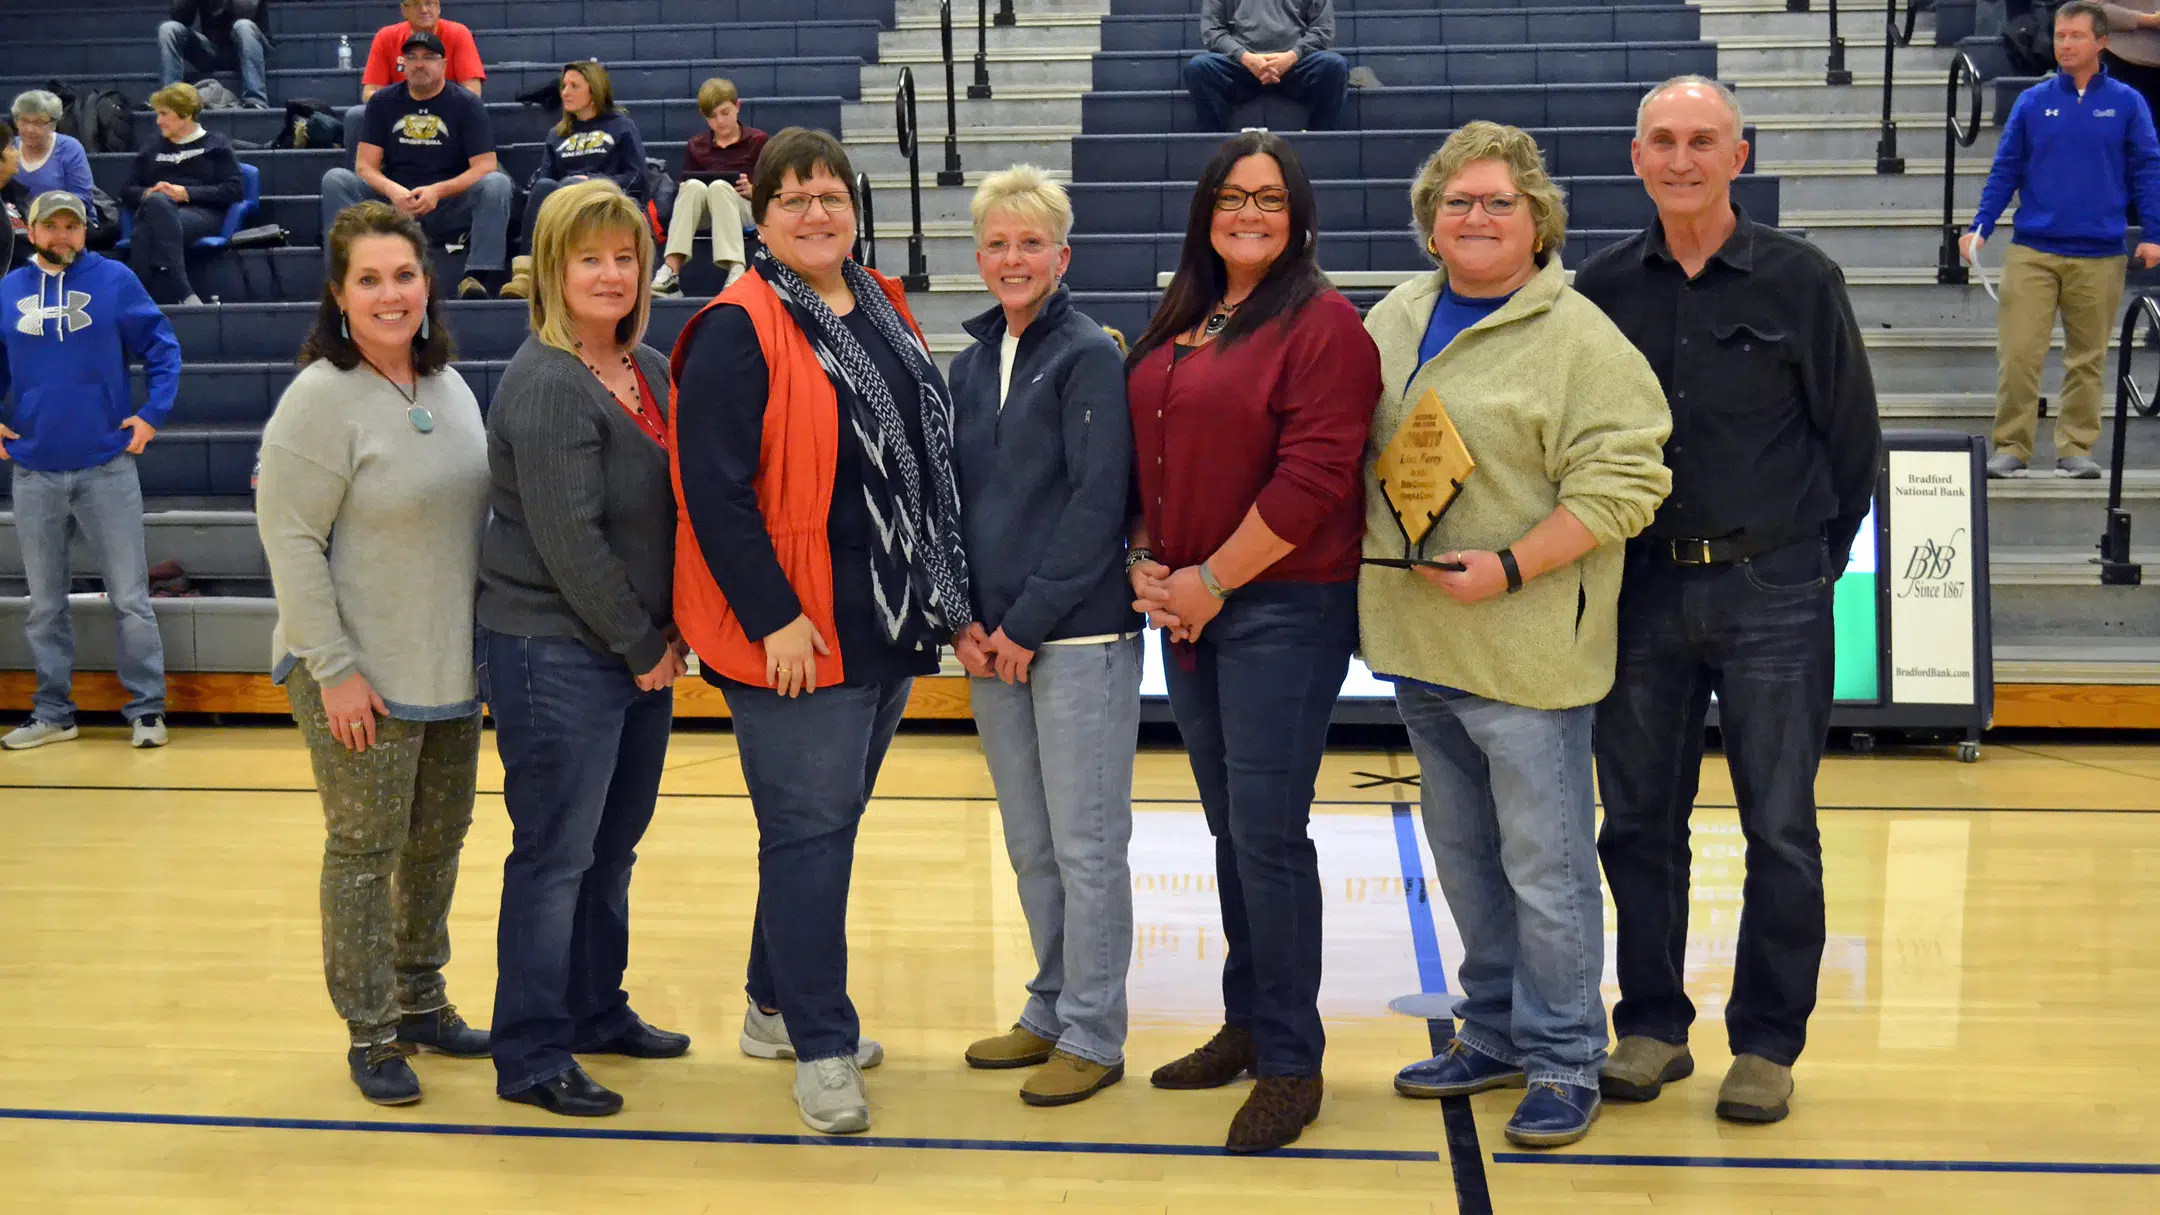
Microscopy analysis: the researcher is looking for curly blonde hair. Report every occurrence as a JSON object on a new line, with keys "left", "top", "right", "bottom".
{"left": 1408, "top": 122, "right": 1568, "bottom": 269}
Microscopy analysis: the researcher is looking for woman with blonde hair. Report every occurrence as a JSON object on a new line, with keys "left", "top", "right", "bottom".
{"left": 123, "top": 82, "right": 244, "bottom": 304}
{"left": 1360, "top": 121, "right": 1671, "bottom": 1149}
{"left": 480, "top": 178, "right": 688, "bottom": 1118}
{"left": 506, "top": 61, "right": 647, "bottom": 294}
{"left": 949, "top": 165, "right": 1141, "bottom": 1107}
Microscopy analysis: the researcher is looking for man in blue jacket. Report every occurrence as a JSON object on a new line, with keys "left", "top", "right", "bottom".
{"left": 0, "top": 193, "right": 181, "bottom": 751}
{"left": 1963, "top": 0, "right": 2160, "bottom": 479}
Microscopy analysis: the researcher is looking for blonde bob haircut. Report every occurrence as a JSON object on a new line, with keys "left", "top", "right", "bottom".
{"left": 969, "top": 164, "right": 1073, "bottom": 245}
{"left": 1408, "top": 121, "right": 1568, "bottom": 269}
{"left": 149, "top": 82, "right": 204, "bottom": 121}
{"left": 527, "top": 178, "right": 655, "bottom": 354}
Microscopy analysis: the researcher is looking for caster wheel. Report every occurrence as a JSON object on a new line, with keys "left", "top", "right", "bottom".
{"left": 1958, "top": 741, "right": 1980, "bottom": 763}
{"left": 1850, "top": 730, "right": 1876, "bottom": 755}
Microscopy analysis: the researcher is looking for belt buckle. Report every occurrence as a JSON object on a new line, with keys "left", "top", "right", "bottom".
{"left": 1671, "top": 539, "right": 1713, "bottom": 566}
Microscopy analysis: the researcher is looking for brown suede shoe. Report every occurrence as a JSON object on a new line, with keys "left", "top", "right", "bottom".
{"left": 965, "top": 1024, "right": 1058, "bottom": 1070}
{"left": 1020, "top": 1051, "right": 1125, "bottom": 1107}
{"left": 1149, "top": 1024, "right": 1257, "bottom": 1090}
{"left": 1716, "top": 1054, "right": 1794, "bottom": 1124}
{"left": 1226, "top": 1074, "right": 1323, "bottom": 1154}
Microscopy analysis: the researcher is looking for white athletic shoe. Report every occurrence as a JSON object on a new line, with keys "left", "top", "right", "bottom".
{"left": 794, "top": 1056, "right": 870, "bottom": 1135}
{"left": 131, "top": 716, "right": 169, "bottom": 749}
{"left": 1, "top": 719, "right": 78, "bottom": 750}
{"left": 652, "top": 264, "right": 682, "bottom": 296}
{"left": 740, "top": 998, "right": 884, "bottom": 1068}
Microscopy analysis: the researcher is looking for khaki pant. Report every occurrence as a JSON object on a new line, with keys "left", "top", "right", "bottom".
{"left": 665, "top": 178, "right": 752, "bottom": 268}
{"left": 1994, "top": 242, "right": 2127, "bottom": 461}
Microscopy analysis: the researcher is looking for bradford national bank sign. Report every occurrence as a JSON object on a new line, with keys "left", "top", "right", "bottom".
{"left": 1887, "top": 450, "right": 1978, "bottom": 705}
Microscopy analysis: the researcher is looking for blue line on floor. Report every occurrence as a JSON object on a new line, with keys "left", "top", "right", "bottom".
{"left": 1389, "top": 804, "right": 1448, "bottom": 997}
{"left": 1392, "top": 803, "right": 1492, "bottom": 1215}
{"left": 0, "top": 1106, "right": 1438, "bottom": 1163}
{"left": 1490, "top": 1152, "right": 2160, "bottom": 1176}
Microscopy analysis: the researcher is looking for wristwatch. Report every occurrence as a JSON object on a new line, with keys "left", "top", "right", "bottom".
{"left": 1125, "top": 546, "right": 1155, "bottom": 571}
{"left": 1498, "top": 547, "right": 1524, "bottom": 594}
{"left": 1198, "top": 561, "right": 1232, "bottom": 600}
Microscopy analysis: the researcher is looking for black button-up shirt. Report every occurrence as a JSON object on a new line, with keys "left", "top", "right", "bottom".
{"left": 1573, "top": 207, "right": 1882, "bottom": 570}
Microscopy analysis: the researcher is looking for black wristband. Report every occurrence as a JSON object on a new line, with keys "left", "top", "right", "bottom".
{"left": 1498, "top": 547, "right": 1524, "bottom": 594}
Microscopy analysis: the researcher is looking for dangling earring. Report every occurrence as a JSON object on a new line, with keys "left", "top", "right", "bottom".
{"left": 419, "top": 312, "right": 430, "bottom": 342}
{"left": 340, "top": 310, "right": 350, "bottom": 341}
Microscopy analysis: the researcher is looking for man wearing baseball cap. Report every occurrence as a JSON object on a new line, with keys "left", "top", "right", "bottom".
{"left": 0, "top": 191, "right": 182, "bottom": 752}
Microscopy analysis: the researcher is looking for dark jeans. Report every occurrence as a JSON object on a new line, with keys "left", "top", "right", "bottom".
{"left": 157, "top": 19, "right": 271, "bottom": 106}
{"left": 1181, "top": 50, "right": 1351, "bottom": 131}
{"left": 483, "top": 630, "right": 674, "bottom": 1094}
{"left": 130, "top": 194, "right": 222, "bottom": 304}
{"left": 723, "top": 675, "right": 913, "bottom": 1064}
{"left": 1593, "top": 538, "right": 1835, "bottom": 1067}
{"left": 1162, "top": 579, "right": 1356, "bottom": 1076}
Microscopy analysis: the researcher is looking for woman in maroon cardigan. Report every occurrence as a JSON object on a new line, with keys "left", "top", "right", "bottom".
{"left": 1124, "top": 129, "right": 1381, "bottom": 1155}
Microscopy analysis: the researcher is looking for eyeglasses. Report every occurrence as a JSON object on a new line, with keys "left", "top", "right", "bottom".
{"left": 980, "top": 237, "right": 1056, "bottom": 257}
{"left": 1438, "top": 192, "right": 1524, "bottom": 218}
{"left": 1213, "top": 186, "right": 1291, "bottom": 213}
{"left": 14, "top": 116, "right": 54, "bottom": 130}
{"left": 773, "top": 192, "right": 855, "bottom": 215}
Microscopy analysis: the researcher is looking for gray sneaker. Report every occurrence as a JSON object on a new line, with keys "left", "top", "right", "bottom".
{"left": 2056, "top": 455, "right": 2103, "bottom": 479}
{"left": 1985, "top": 452, "right": 2027, "bottom": 479}
{"left": 740, "top": 998, "right": 884, "bottom": 1069}
{"left": 794, "top": 1056, "right": 870, "bottom": 1134}
{"left": 2, "top": 719, "right": 79, "bottom": 750}
{"left": 131, "top": 715, "right": 169, "bottom": 749}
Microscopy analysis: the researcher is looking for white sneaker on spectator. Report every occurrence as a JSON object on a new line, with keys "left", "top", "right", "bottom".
{"left": 652, "top": 263, "right": 681, "bottom": 296}
{"left": 1, "top": 719, "right": 78, "bottom": 750}
{"left": 131, "top": 716, "right": 169, "bottom": 749}
{"left": 1985, "top": 452, "right": 2026, "bottom": 479}
{"left": 740, "top": 998, "right": 883, "bottom": 1068}
{"left": 2056, "top": 455, "right": 2102, "bottom": 479}
{"left": 794, "top": 1056, "right": 870, "bottom": 1134}
{"left": 721, "top": 262, "right": 745, "bottom": 288}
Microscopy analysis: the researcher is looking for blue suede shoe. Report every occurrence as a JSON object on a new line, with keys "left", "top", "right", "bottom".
{"left": 1394, "top": 1038, "right": 1528, "bottom": 1099}
{"left": 1504, "top": 1080, "right": 1600, "bottom": 1148}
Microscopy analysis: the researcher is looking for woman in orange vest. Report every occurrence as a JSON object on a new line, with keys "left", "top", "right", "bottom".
{"left": 668, "top": 127, "right": 972, "bottom": 1138}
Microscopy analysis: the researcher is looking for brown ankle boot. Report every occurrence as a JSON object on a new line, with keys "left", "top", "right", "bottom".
{"left": 1227, "top": 1074, "right": 1324, "bottom": 1153}
{"left": 1149, "top": 1024, "right": 1257, "bottom": 1090}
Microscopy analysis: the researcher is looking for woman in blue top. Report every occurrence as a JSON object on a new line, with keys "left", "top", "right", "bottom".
{"left": 507, "top": 62, "right": 647, "bottom": 293}
{"left": 9, "top": 92, "right": 96, "bottom": 222}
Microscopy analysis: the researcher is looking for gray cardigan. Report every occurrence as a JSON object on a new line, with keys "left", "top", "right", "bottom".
{"left": 476, "top": 337, "right": 677, "bottom": 674}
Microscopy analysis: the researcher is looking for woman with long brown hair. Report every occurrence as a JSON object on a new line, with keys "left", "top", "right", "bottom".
{"left": 1124, "top": 130, "right": 1381, "bottom": 1154}
{"left": 506, "top": 61, "right": 647, "bottom": 295}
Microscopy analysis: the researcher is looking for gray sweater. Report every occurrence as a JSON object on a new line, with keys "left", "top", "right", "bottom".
{"left": 1202, "top": 0, "right": 1335, "bottom": 57}
{"left": 258, "top": 360, "right": 491, "bottom": 718}
{"left": 476, "top": 338, "right": 676, "bottom": 674}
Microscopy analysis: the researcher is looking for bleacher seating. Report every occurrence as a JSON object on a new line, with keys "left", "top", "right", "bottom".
{"left": 1098, "top": 6, "right": 1703, "bottom": 52}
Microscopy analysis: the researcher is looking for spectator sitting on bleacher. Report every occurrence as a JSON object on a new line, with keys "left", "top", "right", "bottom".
{"left": 503, "top": 62, "right": 646, "bottom": 299}
{"left": 1182, "top": 0, "right": 1350, "bottom": 132}
{"left": 0, "top": 121, "right": 26, "bottom": 271}
{"left": 364, "top": 0, "right": 484, "bottom": 101}
{"left": 159, "top": 0, "right": 273, "bottom": 111}
{"left": 653, "top": 77, "right": 766, "bottom": 296}
{"left": 9, "top": 94, "right": 97, "bottom": 226}
{"left": 123, "top": 83, "right": 245, "bottom": 306}
{"left": 323, "top": 30, "right": 511, "bottom": 300}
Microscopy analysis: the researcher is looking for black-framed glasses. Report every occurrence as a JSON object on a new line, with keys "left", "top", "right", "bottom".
{"left": 1213, "top": 186, "right": 1291, "bottom": 213}
{"left": 1437, "top": 192, "right": 1523, "bottom": 218}
{"left": 774, "top": 192, "right": 855, "bottom": 215}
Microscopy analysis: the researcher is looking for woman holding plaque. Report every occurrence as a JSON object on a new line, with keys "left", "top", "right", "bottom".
{"left": 1123, "top": 129, "right": 1382, "bottom": 1156}
{"left": 1358, "top": 122, "right": 1671, "bottom": 1150}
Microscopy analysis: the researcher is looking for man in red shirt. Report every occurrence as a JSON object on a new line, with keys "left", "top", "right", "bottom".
{"left": 361, "top": 0, "right": 485, "bottom": 101}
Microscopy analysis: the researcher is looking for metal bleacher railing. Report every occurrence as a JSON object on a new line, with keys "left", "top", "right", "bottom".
{"left": 894, "top": 67, "right": 932, "bottom": 292}
{"left": 1934, "top": 50, "right": 1984, "bottom": 286}
{"left": 2105, "top": 294, "right": 2160, "bottom": 587}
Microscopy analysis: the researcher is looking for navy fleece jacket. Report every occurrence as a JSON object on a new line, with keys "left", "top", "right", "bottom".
{"left": 1972, "top": 67, "right": 2160, "bottom": 258}
{"left": 0, "top": 251, "right": 181, "bottom": 472}
{"left": 536, "top": 112, "right": 647, "bottom": 203}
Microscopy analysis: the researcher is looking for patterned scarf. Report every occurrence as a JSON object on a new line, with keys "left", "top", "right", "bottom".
{"left": 753, "top": 246, "right": 972, "bottom": 650}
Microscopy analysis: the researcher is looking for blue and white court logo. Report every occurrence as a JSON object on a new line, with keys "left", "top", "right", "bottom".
{"left": 16, "top": 290, "right": 92, "bottom": 337}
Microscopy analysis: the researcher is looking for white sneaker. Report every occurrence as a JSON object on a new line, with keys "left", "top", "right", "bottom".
{"left": 652, "top": 263, "right": 681, "bottom": 296}
{"left": 721, "top": 262, "right": 745, "bottom": 288}
{"left": 794, "top": 1056, "right": 870, "bottom": 1135}
{"left": 1, "top": 719, "right": 78, "bottom": 750}
{"left": 131, "top": 715, "right": 169, "bottom": 749}
{"left": 740, "top": 998, "right": 884, "bottom": 1068}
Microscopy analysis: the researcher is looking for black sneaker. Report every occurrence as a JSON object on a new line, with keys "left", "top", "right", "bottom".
{"left": 348, "top": 1042, "right": 422, "bottom": 1105}
{"left": 398, "top": 1003, "right": 491, "bottom": 1058}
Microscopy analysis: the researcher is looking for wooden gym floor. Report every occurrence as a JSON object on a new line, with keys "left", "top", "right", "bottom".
{"left": 1, "top": 724, "right": 2157, "bottom": 1213}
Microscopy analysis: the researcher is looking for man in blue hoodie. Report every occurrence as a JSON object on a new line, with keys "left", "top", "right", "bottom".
{"left": 0, "top": 192, "right": 181, "bottom": 751}
{"left": 1964, "top": 0, "right": 2160, "bottom": 479}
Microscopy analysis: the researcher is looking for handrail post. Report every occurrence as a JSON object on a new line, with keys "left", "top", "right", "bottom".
{"left": 1875, "top": 0, "right": 1905, "bottom": 172}
{"left": 2100, "top": 296, "right": 2154, "bottom": 586}
{"left": 895, "top": 68, "right": 930, "bottom": 291}
{"left": 969, "top": 0, "right": 994, "bottom": 99}
{"left": 939, "top": 0, "right": 966, "bottom": 186}
{"left": 995, "top": 0, "right": 1015, "bottom": 25}
{"left": 855, "top": 170, "right": 878, "bottom": 270}
{"left": 1826, "top": 0, "right": 1852, "bottom": 85}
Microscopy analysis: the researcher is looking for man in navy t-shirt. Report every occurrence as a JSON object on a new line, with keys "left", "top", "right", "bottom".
{"left": 317, "top": 30, "right": 512, "bottom": 298}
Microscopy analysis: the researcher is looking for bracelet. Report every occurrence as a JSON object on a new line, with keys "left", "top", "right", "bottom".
{"left": 1198, "top": 561, "right": 1232, "bottom": 600}
{"left": 1125, "top": 547, "right": 1155, "bottom": 571}
{"left": 1498, "top": 547, "right": 1524, "bottom": 594}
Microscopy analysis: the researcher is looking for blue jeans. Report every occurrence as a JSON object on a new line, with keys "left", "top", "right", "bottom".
{"left": 483, "top": 631, "right": 674, "bottom": 1094}
{"left": 1162, "top": 580, "right": 1355, "bottom": 1076}
{"left": 1594, "top": 539, "right": 1835, "bottom": 1067}
{"left": 1181, "top": 50, "right": 1351, "bottom": 131}
{"left": 724, "top": 676, "right": 913, "bottom": 1064}
{"left": 158, "top": 19, "right": 270, "bottom": 106}
{"left": 320, "top": 167, "right": 514, "bottom": 275}
{"left": 10, "top": 455, "right": 165, "bottom": 724}
{"left": 1395, "top": 683, "right": 1607, "bottom": 1089}
{"left": 970, "top": 635, "right": 1142, "bottom": 1066}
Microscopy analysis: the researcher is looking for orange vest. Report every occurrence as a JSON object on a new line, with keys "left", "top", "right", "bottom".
{"left": 667, "top": 267, "right": 926, "bottom": 688}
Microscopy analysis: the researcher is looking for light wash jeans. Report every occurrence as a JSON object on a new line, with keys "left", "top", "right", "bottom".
{"left": 970, "top": 635, "right": 1142, "bottom": 1066}
{"left": 11, "top": 455, "right": 167, "bottom": 724}
{"left": 319, "top": 167, "right": 514, "bottom": 275}
{"left": 158, "top": 19, "right": 271, "bottom": 107}
{"left": 1394, "top": 681, "right": 1607, "bottom": 1089}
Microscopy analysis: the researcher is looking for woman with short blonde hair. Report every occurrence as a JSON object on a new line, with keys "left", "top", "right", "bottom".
{"left": 479, "top": 178, "right": 689, "bottom": 1118}
{"left": 124, "top": 80, "right": 242, "bottom": 304}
